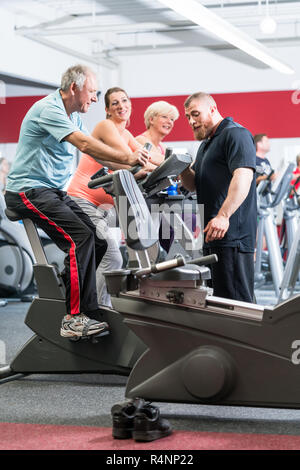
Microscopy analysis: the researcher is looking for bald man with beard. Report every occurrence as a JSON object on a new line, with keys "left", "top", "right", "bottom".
{"left": 180, "top": 92, "right": 257, "bottom": 303}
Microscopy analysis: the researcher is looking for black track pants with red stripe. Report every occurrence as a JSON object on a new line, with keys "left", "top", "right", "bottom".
{"left": 5, "top": 188, "right": 108, "bottom": 316}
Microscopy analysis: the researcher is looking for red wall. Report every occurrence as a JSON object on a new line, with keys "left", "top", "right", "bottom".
{"left": 0, "top": 96, "right": 45, "bottom": 143}
{"left": 129, "top": 90, "right": 300, "bottom": 141}
{"left": 0, "top": 90, "right": 299, "bottom": 143}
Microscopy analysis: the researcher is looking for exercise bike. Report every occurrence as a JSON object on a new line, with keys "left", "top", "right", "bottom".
{"left": 0, "top": 151, "right": 194, "bottom": 382}
{"left": 89, "top": 161, "right": 300, "bottom": 408}
{"left": 137, "top": 146, "right": 202, "bottom": 261}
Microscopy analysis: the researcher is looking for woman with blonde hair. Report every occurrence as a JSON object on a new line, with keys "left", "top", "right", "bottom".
{"left": 136, "top": 101, "right": 179, "bottom": 252}
{"left": 136, "top": 100, "right": 179, "bottom": 161}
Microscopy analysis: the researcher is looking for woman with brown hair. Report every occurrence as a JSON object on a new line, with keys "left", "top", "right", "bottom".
{"left": 67, "top": 87, "right": 158, "bottom": 307}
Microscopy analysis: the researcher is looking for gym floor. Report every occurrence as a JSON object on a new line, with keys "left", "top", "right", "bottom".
{"left": 2, "top": 287, "right": 300, "bottom": 452}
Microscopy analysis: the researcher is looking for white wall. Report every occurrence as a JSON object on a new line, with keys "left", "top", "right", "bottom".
{"left": 1, "top": 2, "right": 300, "bottom": 94}
{"left": 0, "top": 6, "right": 100, "bottom": 86}
{"left": 118, "top": 46, "right": 299, "bottom": 96}
{"left": 5, "top": 84, "right": 55, "bottom": 97}
{"left": 0, "top": 144, "right": 17, "bottom": 164}
{"left": 1, "top": 3, "right": 299, "bottom": 98}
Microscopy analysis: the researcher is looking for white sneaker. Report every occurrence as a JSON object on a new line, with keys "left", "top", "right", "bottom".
{"left": 60, "top": 313, "right": 109, "bottom": 338}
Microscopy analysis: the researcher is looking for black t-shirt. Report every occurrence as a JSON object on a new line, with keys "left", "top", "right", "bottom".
{"left": 193, "top": 117, "right": 257, "bottom": 252}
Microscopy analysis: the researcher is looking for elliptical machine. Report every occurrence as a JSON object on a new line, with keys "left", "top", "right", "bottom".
{"left": 278, "top": 187, "right": 300, "bottom": 303}
{"left": 255, "top": 163, "right": 295, "bottom": 296}
{"left": 89, "top": 160, "right": 300, "bottom": 408}
{"left": 280, "top": 177, "right": 300, "bottom": 259}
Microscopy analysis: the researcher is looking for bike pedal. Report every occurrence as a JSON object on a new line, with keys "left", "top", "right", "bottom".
{"left": 68, "top": 329, "right": 110, "bottom": 343}
{"left": 90, "top": 330, "right": 110, "bottom": 343}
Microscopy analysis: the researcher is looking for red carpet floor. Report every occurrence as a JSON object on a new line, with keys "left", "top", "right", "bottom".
{"left": 1, "top": 422, "right": 300, "bottom": 450}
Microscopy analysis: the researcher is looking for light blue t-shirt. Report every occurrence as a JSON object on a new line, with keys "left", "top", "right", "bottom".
{"left": 6, "top": 89, "right": 89, "bottom": 192}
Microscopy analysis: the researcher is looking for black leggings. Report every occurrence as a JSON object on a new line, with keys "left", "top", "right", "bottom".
{"left": 5, "top": 188, "right": 107, "bottom": 315}
{"left": 203, "top": 246, "right": 255, "bottom": 303}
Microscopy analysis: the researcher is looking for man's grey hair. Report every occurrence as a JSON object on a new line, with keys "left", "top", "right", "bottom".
{"left": 61, "top": 64, "right": 95, "bottom": 91}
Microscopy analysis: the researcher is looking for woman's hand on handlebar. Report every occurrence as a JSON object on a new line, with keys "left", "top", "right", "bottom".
{"left": 129, "top": 148, "right": 150, "bottom": 167}
{"left": 134, "top": 168, "right": 149, "bottom": 180}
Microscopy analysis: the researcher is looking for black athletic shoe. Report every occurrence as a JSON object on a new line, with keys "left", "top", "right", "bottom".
{"left": 111, "top": 398, "right": 146, "bottom": 439}
{"left": 132, "top": 405, "right": 172, "bottom": 442}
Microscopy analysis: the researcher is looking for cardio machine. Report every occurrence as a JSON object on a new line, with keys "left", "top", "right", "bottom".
{"left": 0, "top": 192, "right": 35, "bottom": 301}
{"left": 255, "top": 163, "right": 295, "bottom": 296}
{"left": 139, "top": 147, "right": 201, "bottom": 261}
{"left": 0, "top": 152, "right": 194, "bottom": 382}
{"left": 280, "top": 177, "right": 300, "bottom": 259}
{"left": 89, "top": 159, "right": 300, "bottom": 409}
{"left": 278, "top": 188, "right": 300, "bottom": 303}
{"left": 138, "top": 153, "right": 202, "bottom": 263}
{"left": 0, "top": 192, "right": 65, "bottom": 302}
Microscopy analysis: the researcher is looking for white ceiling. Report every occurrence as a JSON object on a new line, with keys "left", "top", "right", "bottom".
{"left": 2, "top": 0, "right": 300, "bottom": 69}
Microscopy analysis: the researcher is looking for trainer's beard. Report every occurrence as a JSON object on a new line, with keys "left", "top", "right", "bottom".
{"left": 194, "top": 125, "right": 210, "bottom": 141}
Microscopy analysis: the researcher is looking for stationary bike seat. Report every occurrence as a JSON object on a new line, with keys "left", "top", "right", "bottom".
{"left": 5, "top": 208, "right": 23, "bottom": 222}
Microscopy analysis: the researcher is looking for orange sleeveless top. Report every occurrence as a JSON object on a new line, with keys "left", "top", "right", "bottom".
{"left": 67, "top": 153, "right": 114, "bottom": 207}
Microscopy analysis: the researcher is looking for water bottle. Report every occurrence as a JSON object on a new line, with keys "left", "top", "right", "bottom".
{"left": 167, "top": 181, "right": 178, "bottom": 196}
